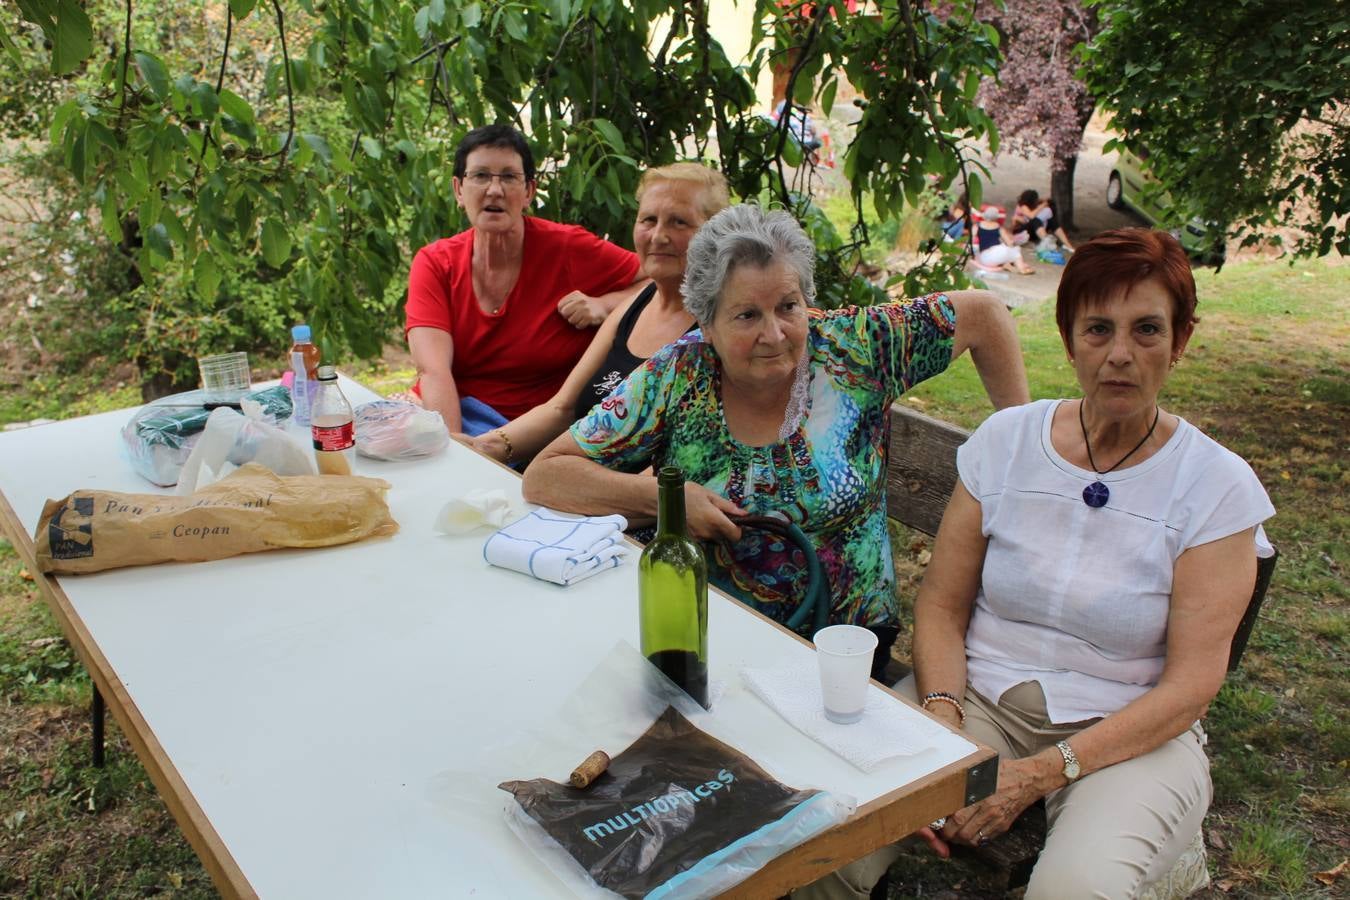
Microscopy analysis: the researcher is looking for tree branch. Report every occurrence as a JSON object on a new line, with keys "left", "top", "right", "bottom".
{"left": 192, "top": 8, "right": 232, "bottom": 184}
{"left": 268, "top": 0, "right": 295, "bottom": 166}
{"left": 115, "top": 0, "right": 133, "bottom": 132}
{"left": 895, "top": 0, "right": 979, "bottom": 266}
{"left": 770, "top": 2, "right": 831, "bottom": 211}
{"left": 410, "top": 37, "right": 461, "bottom": 66}
{"left": 516, "top": 15, "right": 583, "bottom": 120}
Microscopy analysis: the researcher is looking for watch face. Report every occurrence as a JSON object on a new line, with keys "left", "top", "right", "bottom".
{"left": 1065, "top": 760, "right": 1080, "bottom": 780}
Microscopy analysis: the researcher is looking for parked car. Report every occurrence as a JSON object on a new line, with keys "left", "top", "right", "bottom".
{"left": 1107, "top": 148, "right": 1225, "bottom": 265}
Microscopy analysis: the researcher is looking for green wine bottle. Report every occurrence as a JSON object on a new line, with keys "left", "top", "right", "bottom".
{"left": 639, "top": 466, "right": 709, "bottom": 708}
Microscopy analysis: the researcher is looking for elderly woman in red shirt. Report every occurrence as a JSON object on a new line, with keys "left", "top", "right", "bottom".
{"left": 405, "top": 124, "right": 646, "bottom": 434}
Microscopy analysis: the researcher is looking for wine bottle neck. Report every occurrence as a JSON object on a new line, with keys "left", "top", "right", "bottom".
{"left": 656, "top": 481, "right": 687, "bottom": 537}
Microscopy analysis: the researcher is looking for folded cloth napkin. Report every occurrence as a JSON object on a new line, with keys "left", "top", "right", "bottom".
{"left": 742, "top": 664, "right": 962, "bottom": 773}
{"left": 483, "top": 508, "right": 632, "bottom": 586}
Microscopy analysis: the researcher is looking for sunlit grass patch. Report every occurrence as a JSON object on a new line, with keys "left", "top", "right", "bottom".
{"left": 1227, "top": 812, "right": 1311, "bottom": 896}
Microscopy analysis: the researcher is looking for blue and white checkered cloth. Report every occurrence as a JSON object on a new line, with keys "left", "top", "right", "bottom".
{"left": 483, "top": 508, "right": 633, "bottom": 586}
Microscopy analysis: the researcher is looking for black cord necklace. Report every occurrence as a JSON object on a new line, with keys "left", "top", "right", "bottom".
{"left": 1078, "top": 401, "right": 1160, "bottom": 508}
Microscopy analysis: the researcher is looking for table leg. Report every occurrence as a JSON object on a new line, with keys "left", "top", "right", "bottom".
{"left": 92, "top": 684, "right": 106, "bottom": 768}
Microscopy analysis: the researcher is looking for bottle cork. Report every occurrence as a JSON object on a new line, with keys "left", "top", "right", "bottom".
{"left": 569, "top": 750, "right": 611, "bottom": 789}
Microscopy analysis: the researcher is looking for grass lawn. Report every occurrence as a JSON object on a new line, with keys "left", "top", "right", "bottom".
{"left": 0, "top": 258, "right": 1346, "bottom": 898}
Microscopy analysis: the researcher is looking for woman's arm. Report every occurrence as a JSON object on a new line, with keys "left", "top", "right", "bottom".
{"left": 475, "top": 296, "right": 635, "bottom": 464}
{"left": 946, "top": 290, "right": 1030, "bottom": 410}
{"left": 912, "top": 481, "right": 988, "bottom": 729}
{"left": 407, "top": 327, "right": 462, "bottom": 432}
{"left": 942, "top": 527, "right": 1260, "bottom": 847}
{"left": 524, "top": 434, "right": 746, "bottom": 541}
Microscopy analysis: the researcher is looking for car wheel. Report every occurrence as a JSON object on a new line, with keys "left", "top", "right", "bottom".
{"left": 1107, "top": 171, "right": 1125, "bottom": 210}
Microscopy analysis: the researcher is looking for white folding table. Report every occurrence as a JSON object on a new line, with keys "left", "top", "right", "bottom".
{"left": 0, "top": 378, "right": 996, "bottom": 899}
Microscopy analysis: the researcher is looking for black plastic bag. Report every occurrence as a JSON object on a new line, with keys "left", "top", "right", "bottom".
{"left": 500, "top": 706, "right": 849, "bottom": 899}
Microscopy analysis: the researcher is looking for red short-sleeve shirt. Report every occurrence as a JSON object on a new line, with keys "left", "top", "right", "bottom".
{"left": 405, "top": 217, "right": 640, "bottom": 420}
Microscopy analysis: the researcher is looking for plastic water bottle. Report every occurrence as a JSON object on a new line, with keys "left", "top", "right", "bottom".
{"left": 311, "top": 366, "right": 355, "bottom": 476}
{"left": 289, "top": 324, "right": 321, "bottom": 426}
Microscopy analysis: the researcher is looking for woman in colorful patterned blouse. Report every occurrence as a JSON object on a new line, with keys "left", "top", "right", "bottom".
{"left": 522, "top": 205, "right": 1028, "bottom": 670}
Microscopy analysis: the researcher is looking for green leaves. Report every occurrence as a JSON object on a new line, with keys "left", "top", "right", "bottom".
{"left": 134, "top": 52, "right": 170, "bottom": 101}
{"left": 217, "top": 89, "right": 254, "bottom": 124}
{"left": 260, "top": 219, "right": 291, "bottom": 267}
{"left": 145, "top": 223, "right": 174, "bottom": 261}
{"left": 15, "top": 0, "right": 93, "bottom": 74}
{"left": 1087, "top": 0, "right": 1347, "bottom": 256}
{"left": 193, "top": 251, "right": 222, "bottom": 301}
{"left": 7, "top": 0, "right": 1018, "bottom": 398}
{"left": 302, "top": 133, "right": 333, "bottom": 163}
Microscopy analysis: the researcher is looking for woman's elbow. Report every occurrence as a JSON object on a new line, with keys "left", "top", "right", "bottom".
{"left": 520, "top": 457, "right": 553, "bottom": 505}
{"left": 950, "top": 290, "right": 1008, "bottom": 337}
{"left": 521, "top": 445, "right": 572, "bottom": 504}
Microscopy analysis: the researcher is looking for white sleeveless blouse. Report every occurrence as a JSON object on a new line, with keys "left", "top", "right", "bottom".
{"left": 957, "top": 400, "right": 1274, "bottom": 723}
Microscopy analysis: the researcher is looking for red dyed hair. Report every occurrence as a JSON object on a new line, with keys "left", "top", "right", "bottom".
{"left": 1056, "top": 228, "right": 1198, "bottom": 352}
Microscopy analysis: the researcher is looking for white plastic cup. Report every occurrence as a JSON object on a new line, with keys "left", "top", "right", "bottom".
{"left": 814, "top": 625, "right": 878, "bottom": 724}
{"left": 198, "top": 352, "right": 251, "bottom": 400}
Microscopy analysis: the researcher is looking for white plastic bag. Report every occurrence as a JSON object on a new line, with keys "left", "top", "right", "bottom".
{"left": 353, "top": 400, "right": 449, "bottom": 460}
{"left": 176, "top": 407, "right": 316, "bottom": 493}
{"left": 121, "top": 385, "right": 293, "bottom": 486}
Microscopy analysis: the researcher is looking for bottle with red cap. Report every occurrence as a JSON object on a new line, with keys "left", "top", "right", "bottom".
{"left": 311, "top": 366, "right": 355, "bottom": 476}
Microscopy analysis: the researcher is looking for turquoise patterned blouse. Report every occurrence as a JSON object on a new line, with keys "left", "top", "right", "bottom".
{"left": 570, "top": 294, "right": 957, "bottom": 629}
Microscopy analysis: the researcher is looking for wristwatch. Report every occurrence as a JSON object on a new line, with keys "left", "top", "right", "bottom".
{"left": 1055, "top": 740, "right": 1081, "bottom": 782}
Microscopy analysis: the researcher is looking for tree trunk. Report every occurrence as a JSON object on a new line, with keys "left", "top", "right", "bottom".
{"left": 1051, "top": 154, "right": 1078, "bottom": 232}
{"left": 1051, "top": 98, "right": 1097, "bottom": 234}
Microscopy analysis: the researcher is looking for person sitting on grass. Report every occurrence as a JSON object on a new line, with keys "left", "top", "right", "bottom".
{"left": 974, "top": 205, "right": 1035, "bottom": 275}
{"left": 1013, "top": 189, "right": 1076, "bottom": 251}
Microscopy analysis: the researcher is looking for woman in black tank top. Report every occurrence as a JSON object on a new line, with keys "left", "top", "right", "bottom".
{"left": 572, "top": 284, "right": 701, "bottom": 421}
{"left": 467, "top": 164, "right": 730, "bottom": 466}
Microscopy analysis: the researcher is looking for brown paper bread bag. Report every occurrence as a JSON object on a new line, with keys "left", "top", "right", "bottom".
{"left": 35, "top": 463, "right": 398, "bottom": 574}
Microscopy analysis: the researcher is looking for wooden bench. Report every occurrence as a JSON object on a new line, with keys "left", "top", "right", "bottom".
{"left": 881, "top": 402, "right": 1278, "bottom": 895}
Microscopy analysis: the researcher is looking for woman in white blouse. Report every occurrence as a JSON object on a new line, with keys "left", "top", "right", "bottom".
{"left": 798, "top": 229, "right": 1275, "bottom": 900}
{"left": 901, "top": 228, "right": 1275, "bottom": 898}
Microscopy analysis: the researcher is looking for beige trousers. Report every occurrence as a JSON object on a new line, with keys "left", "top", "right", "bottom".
{"left": 794, "top": 678, "right": 1211, "bottom": 900}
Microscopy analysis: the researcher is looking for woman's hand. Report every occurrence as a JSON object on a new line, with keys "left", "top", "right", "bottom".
{"left": 914, "top": 825, "right": 952, "bottom": 859}
{"left": 940, "top": 754, "right": 1055, "bottom": 847}
{"left": 684, "top": 483, "right": 746, "bottom": 542}
{"left": 557, "top": 291, "right": 608, "bottom": 328}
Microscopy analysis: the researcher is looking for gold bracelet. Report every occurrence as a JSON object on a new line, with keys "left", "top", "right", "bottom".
{"left": 494, "top": 429, "right": 514, "bottom": 464}
{"left": 921, "top": 692, "right": 966, "bottom": 726}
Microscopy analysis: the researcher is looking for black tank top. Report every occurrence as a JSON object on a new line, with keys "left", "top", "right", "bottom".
{"left": 573, "top": 284, "right": 675, "bottom": 421}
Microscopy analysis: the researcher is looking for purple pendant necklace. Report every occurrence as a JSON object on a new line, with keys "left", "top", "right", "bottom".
{"left": 1079, "top": 401, "right": 1160, "bottom": 508}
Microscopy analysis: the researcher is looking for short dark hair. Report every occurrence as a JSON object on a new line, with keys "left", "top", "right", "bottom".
{"left": 1056, "top": 228, "right": 1198, "bottom": 353}
{"left": 1018, "top": 189, "right": 1040, "bottom": 208}
{"left": 453, "top": 125, "right": 535, "bottom": 181}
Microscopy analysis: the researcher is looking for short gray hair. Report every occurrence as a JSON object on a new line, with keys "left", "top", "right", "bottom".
{"left": 681, "top": 205, "right": 817, "bottom": 324}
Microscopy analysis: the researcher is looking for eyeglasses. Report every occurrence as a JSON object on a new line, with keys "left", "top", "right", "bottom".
{"left": 463, "top": 170, "right": 528, "bottom": 188}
